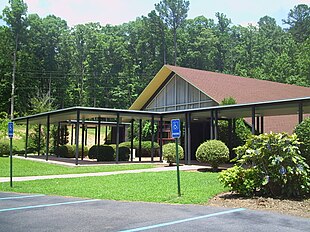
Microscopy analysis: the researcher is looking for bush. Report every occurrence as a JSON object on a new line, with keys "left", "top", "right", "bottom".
{"left": 162, "top": 142, "right": 184, "bottom": 165}
{"left": 118, "top": 147, "right": 130, "bottom": 161}
{"left": 119, "top": 141, "right": 159, "bottom": 157}
{"left": 220, "top": 133, "right": 310, "bottom": 197}
{"left": 89, "top": 145, "right": 114, "bottom": 161}
{"left": 54, "top": 145, "right": 74, "bottom": 158}
{"left": 28, "top": 125, "right": 46, "bottom": 153}
{"left": 219, "top": 166, "right": 263, "bottom": 196}
{"left": 88, "top": 145, "right": 98, "bottom": 159}
{"left": 110, "top": 144, "right": 130, "bottom": 161}
{"left": 77, "top": 145, "right": 89, "bottom": 158}
{"left": 196, "top": 140, "right": 229, "bottom": 170}
{"left": 294, "top": 117, "right": 310, "bottom": 165}
{"left": 0, "top": 140, "right": 10, "bottom": 157}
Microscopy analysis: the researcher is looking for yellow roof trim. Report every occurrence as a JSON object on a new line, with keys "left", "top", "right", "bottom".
{"left": 129, "top": 65, "right": 173, "bottom": 110}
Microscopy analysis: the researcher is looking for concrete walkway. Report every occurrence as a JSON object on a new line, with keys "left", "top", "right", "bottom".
{"left": 0, "top": 165, "right": 207, "bottom": 183}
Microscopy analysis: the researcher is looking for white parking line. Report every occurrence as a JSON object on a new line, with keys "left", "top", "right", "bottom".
{"left": 0, "top": 199, "right": 100, "bottom": 213}
{"left": 119, "top": 208, "right": 246, "bottom": 232}
{"left": 0, "top": 194, "right": 45, "bottom": 200}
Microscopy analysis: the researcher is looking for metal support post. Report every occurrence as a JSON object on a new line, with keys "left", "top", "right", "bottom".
{"left": 151, "top": 115, "right": 155, "bottom": 162}
{"left": 46, "top": 115, "right": 50, "bottom": 161}
{"left": 116, "top": 113, "right": 120, "bottom": 163}
{"left": 25, "top": 118, "right": 29, "bottom": 158}
{"left": 75, "top": 111, "right": 80, "bottom": 165}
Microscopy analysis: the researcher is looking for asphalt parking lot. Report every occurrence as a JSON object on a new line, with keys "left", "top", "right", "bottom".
{"left": 0, "top": 192, "right": 309, "bottom": 232}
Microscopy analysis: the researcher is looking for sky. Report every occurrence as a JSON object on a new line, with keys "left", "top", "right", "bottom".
{"left": 0, "top": 0, "right": 309, "bottom": 27}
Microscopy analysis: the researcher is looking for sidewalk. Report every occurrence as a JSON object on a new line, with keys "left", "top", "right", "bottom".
{"left": 0, "top": 165, "right": 208, "bottom": 183}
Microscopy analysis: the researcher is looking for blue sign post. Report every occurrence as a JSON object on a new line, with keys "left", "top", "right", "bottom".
{"left": 171, "top": 119, "right": 181, "bottom": 138}
{"left": 171, "top": 119, "right": 181, "bottom": 196}
{"left": 8, "top": 122, "right": 14, "bottom": 187}
{"left": 8, "top": 122, "right": 14, "bottom": 138}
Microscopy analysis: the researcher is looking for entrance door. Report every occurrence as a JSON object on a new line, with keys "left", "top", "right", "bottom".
{"left": 190, "top": 121, "right": 210, "bottom": 160}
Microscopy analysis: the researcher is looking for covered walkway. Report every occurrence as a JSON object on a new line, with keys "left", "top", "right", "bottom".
{"left": 13, "top": 96, "right": 310, "bottom": 165}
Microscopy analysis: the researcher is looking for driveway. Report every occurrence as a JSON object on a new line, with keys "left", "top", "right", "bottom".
{"left": 0, "top": 192, "right": 309, "bottom": 232}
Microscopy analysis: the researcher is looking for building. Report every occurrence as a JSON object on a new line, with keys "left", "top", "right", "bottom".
{"left": 130, "top": 65, "right": 310, "bottom": 157}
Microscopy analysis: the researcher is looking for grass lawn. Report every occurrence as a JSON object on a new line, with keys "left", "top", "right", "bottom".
{"left": 0, "top": 171, "right": 227, "bottom": 204}
{"left": 0, "top": 157, "right": 155, "bottom": 177}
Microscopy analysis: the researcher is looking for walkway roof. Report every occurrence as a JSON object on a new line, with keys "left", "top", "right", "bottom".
{"left": 13, "top": 97, "right": 310, "bottom": 125}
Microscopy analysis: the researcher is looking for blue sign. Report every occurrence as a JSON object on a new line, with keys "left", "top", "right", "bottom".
{"left": 8, "top": 122, "right": 14, "bottom": 138}
{"left": 171, "top": 119, "right": 181, "bottom": 138}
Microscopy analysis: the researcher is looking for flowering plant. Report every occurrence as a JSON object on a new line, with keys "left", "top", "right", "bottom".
{"left": 220, "top": 133, "right": 310, "bottom": 197}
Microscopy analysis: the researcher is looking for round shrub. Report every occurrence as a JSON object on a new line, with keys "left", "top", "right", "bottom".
{"left": 109, "top": 144, "right": 130, "bottom": 161}
{"left": 294, "top": 117, "right": 310, "bottom": 165}
{"left": 97, "top": 145, "right": 114, "bottom": 162}
{"left": 163, "top": 142, "right": 184, "bottom": 165}
{"left": 88, "top": 145, "right": 98, "bottom": 159}
{"left": 89, "top": 145, "right": 114, "bottom": 162}
{"left": 196, "top": 140, "right": 229, "bottom": 170}
{"left": 54, "top": 145, "right": 74, "bottom": 158}
{"left": 118, "top": 146, "right": 130, "bottom": 161}
{"left": 54, "top": 145, "right": 68, "bottom": 157}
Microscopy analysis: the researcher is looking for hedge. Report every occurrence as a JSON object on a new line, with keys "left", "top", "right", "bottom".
{"left": 119, "top": 141, "right": 159, "bottom": 157}
{"left": 54, "top": 145, "right": 88, "bottom": 158}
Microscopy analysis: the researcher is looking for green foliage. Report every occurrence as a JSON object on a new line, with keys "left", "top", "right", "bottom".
{"left": 218, "top": 98, "right": 251, "bottom": 152}
{"left": 54, "top": 145, "right": 74, "bottom": 158}
{"left": 54, "top": 144, "right": 88, "bottom": 158}
{"left": 88, "top": 145, "right": 98, "bottom": 159}
{"left": 141, "top": 121, "right": 158, "bottom": 141}
{"left": 162, "top": 142, "right": 184, "bottom": 164}
{"left": 119, "top": 141, "right": 160, "bottom": 157}
{"left": 0, "top": 0, "right": 309, "bottom": 115}
{"left": 77, "top": 145, "right": 89, "bottom": 158}
{"left": 0, "top": 140, "right": 11, "bottom": 157}
{"left": 29, "top": 91, "right": 54, "bottom": 114}
{"left": 128, "top": 121, "right": 158, "bottom": 141}
{"left": 283, "top": 4, "right": 310, "bottom": 43}
{"left": 220, "top": 132, "right": 310, "bottom": 197}
{"left": 0, "top": 117, "right": 10, "bottom": 139}
{"left": 294, "top": 117, "right": 310, "bottom": 165}
{"left": 221, "top": 97, "right": 236, "bottom": 105}
{"left": 118, "top": 147, "right": 130, "bottom": 161}
{"left": 196, "top": 140, "right": 229, "bottom": 170}
{"left": 89, "top": 145, "right": 114, "bottom": 162}
{"left": 28, "top": 125, "right": 46, "bottom": 153}
{"left": 109, "top": 144, "right": 130, "bottom": 161}
{"left": 219, "top": 166, "right": 263, "bottom": 196}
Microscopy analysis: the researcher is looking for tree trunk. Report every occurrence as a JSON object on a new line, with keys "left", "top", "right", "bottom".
{"left": 173, "top": 28, "right": 177, "bottom": 66}
{"left": 10, "top": 35, "right": 18, "bottom": 120}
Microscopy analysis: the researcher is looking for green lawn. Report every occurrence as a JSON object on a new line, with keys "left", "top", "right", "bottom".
{"left": 0, "top": 157, "right": 156, "bottom": 177}
{"left": 0, "top": 171, "right": 227, "bottom": 204}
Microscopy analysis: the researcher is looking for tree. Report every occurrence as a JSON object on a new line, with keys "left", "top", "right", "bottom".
{"left": 179, "top": 16, "right": 217, "bottom": 70}
{"left": 283, "top": 4, "right": 310, "bottom": 43}
{"left": 2, "top": 0, "right": 27, "bottom": 119}
{"left": 214, "top": 12, "right": 231, "bottom": 72}
{"left": 155, "top": 0, "right": 189, "bottom": 65}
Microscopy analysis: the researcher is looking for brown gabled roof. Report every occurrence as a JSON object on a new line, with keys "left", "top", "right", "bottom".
{"left": 129, "top": 65, "right": 310, "bottom": 133}
{"left": 166, "top": 65, "right": 310, "bottom": 133}
{"left": 166, "top": 65, "right": 310, "bottom": 104}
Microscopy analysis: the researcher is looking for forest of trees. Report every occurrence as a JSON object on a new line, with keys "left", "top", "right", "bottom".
{"left": 0, "top": 0, "right": 309, "bottom": 118}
